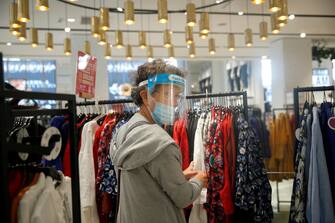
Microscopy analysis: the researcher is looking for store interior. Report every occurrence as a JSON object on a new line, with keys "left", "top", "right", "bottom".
{"left": 0, "top": 0, "right": 334, "bottom": 223}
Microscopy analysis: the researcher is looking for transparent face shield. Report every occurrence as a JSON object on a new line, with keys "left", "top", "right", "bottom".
{"left": 140, "top": 73, "right": 186, "bottom": 125}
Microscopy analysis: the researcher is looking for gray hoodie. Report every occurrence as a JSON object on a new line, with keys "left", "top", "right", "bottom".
{"left": 111, "top": 113, "right": 203, "bottom": 223}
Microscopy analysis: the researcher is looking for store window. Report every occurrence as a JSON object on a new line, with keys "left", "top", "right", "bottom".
{"left": 3, "top": 58, "right": 57, "bottom": 108}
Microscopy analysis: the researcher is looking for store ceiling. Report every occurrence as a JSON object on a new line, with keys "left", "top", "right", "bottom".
{"left": 0, "top": 0, "right": 334, "bottom": 60}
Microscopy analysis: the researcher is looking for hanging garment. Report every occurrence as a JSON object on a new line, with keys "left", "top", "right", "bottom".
{"left": 173, "top": 119, "right": 190, "bottom": 170}
{"left": 111, "top": 113, "right": 203, "bottom": 223}
{"left": 289, "top": 111, "right": 308, "bottom": 223}
{"left": 234, "top": 117, "right": 273, "bottom": 223}
{"left": 234, "top": 66, "right": 241, "bottom": 91}
{"left": 239, "top": 63, "right": 249, "bottom": 89}
{"left": 189, "top": 113, "right": 207, "bottom": 223}
{"left": 56, "top": 174, "right": 73, "bottom": 223}
{"left": 30, "top": 177, "right": 67, "bottom": 223}
{"left": 306, "top": 107, "right": 335, "bottom": 223}
{"left": 227, "top": 69, "right": 234, "bottom": 91}
{"left": 78, "top": 120, "right": 100, "bottom": 223}
{"left": 17, "top": 173, "right": 46, "bottom": 223}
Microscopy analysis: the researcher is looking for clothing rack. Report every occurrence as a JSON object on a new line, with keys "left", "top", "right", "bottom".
{"left": 186, "top": 91, "right": 248, "bottom": 120}
{"left": 293, "top": 85, "right": 335, "bottom": 129}
{"left": 76, "top": 99, "right": 134, "bottom": 106}
{"left": 0, "top": 53, "right": 81, "bottom": 223}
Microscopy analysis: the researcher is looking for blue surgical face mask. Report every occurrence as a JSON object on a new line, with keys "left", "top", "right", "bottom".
{"left": 150, "top": 102, "right": 176, "bottom": 125}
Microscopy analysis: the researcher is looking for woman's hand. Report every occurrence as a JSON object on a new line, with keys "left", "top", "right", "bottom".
{"left": 194, "top": 171, "right": 208, "bottom": 188}
{"left": 183, "top": 161, "right": 198, "bottom": 180}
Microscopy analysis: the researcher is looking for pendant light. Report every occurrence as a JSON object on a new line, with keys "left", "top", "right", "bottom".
{"left": 259, "top": 4, "right": 268, "bottom": 40}
{"left": 10, "top": 25, "right": 20, "bottom": 36}
{"left": 18, "top": 22, "right": 26, "bottom": 41}
{"left": 115, "top": 30, "right": 124, "bottom": 48}
{"left": 31, "top": 28, "right": 38, "bottom": 47}
{"left": 189, "top": 42, "right": 196, "bottom": 58}
{"left": 138, "top": 0, "right": 146, "bottom": 48}
{"left": 45, "top": 32, "right": 53, "bottom": 51}
{"left": 271, "top": 13, "right": 280, "bottom": 33}
{"left": 200, "top": 32, "right": 208, "bottom": 39}
{"left": 268, "top": 0, "right": 281, "bottom": 12}
{"left": 10, "top": 2, "right": 21, "bottom": 28}
{"left": 91, "top": 16, "right": 100, "bottom": 38}
{"left": 279, "top": 18, "right": 287, "bottom": 27}
{"left": 208, "top": 38, "right": 215, "bottom": 55}
{"left": 36, "top": 0, "right": 48, "bottom": 11}
{"left": 186, "top": 3, "right": 196, "bottom": 27}
{"left": 185, "top": 26, "right": 193, "bottom": 45}
{"left": 64, "top": 37, "right": 72, "bottom": 56}
{"left": 168, "top": 46, "right": 175, "bottom": 59}
{"left": 98, "top": 31, "right": 107, "bottom": 45}
{"left": 227, "top": 3, "right": 235, "bottom": 51}
{"left": 199, "top": 12, "right": 210, "bottom": 34}
{"left": 84, "top": 41, "right": 91, "bottom": 55}
{"left": 227, "top": 33, "right": 235, "bottom": 51}
{"left": 277, "top": 0, "right": 288, "bottom": 21}
{"left": 139, "top": 31, "right": 147, "bottom": 49}
{"left": 125, "top": 0, "right": 135, "bottom": 25}
{"left": 104, "top": 43, "right": 112, "bottom": 59}
{"left": 251, "top": 0, "right": 265, "bottom": 5}
{"left": 100, "top": 7, "right": 110, "bottom": 30}
{"left": 245, "top": 28, "right": 253, "bottom": 47}
{"left": 163, "top": 29, "right": 172, "bottom": 48}
{"left": 18, "top": 0, "right": 30, "bottom": 22}
{"left": 158, "top": 0, "right": 168, "bottom": 24}
{"left": 126, "top": 44, "right": 132, "bottom": 60}
{"left": 147, "top": 46, "right": 154, "bottom": 61}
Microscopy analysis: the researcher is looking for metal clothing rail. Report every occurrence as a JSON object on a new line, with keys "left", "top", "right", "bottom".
{"left": 293, "top": 85, "right": 335, "bottom": 131}
{"left": 186, "top": 91, "right": 248, "bottom": 120}
{"left": 0, "top": 53, "right": 81, "bottom": 223}
{"left": 76, "top": 99, "right": 134, "bottom": 106}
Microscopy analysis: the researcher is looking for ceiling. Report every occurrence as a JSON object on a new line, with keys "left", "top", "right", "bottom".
{"left": 0, "top": 0, "right": 334, "bottom": 60}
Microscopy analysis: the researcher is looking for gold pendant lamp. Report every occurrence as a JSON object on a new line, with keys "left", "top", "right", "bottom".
{"left": 279, "top": 18, "right": 288, "bottom": 27}
{"left": 98, "top": 31, "right": 107, "bottom": 45}
{"left": 64, "top": 37, "right": 72, "bottom": 56}
{"left": 186, "top": 3, "right": 196, "bottom": 27}
{"left": 115, "top": 30, "right": 124, "bottom": 48}
{"left": 168, "top": 46, "right": 175, "bottom": 59}
{"left": 189, "top": 42, "right": 195, "bottom": 58}
{"left": 84, "top": 41, "right": 91, "bottom": 55}
{"left": 35, "top": 0, "right": 49, "bottom": 11}
{"left": 268, "top": 0, "right": 281, "bottom": 12}
{"left": 158, "top": 0, "right": 168, "bottom": 24}
{"left": 100, "top": 7, "right": 110, "bottom": 30}
{"left": 147, "top": 46, "right": 154, "bottom": 61}
{"left": 18, "top": 22, "right": 26, "bottom": 41}
{"left": 31, "top": 28, "right": 38, "bottom": 47}
{"left": 200, "top": 32, "right": 208, "bottom": 40}
{"left": 10, "top": 25, "right": 21, "bottom": 36}
{"left": 259, "top": 21, "right": 268, "bottom": 40}
{"left": 10, "top": 2, "right": 21, "bottom": 28}
{"left": 163, "top": 29, "right": 172, "bottom": 48}
{"left": 18, "top": 0, "right": 30, "bottom": 22}
{"left": 271, "top": 13, "right": 280, "bottom": 33}
{"left": 45, "top": 32, "right": 53, "bottom": 51}
{"left": 208, "top": 38, "right": 215, "bottom": 55}
{"left": 199, "top": 12, "right": 210, "bottom": 34}
{"left": 139, "top": 31, "right": 147, "bottom": 49}
{"left": 91, "top": 16, "right": 100, "bottom": 38}
{"left": 105, "top": 44, "right": 112, "bottom": 59}
{"left": 251, "top": 0, "right": 265, "bottom": 5}
{"left": 126, "top": 44, "right": 132, "bottom": 60}
{"left": 125, "top": 0, "right": 135, "bottom": 25}
{"left": 185, "top": 26, "right": 193, "bottom": 45}
{"left": 245, "top": 28, "right": 253, "bottom": 47}
{"left": 227, "top": 33, "right": 235, "bottom": 51}
{"left": 277, "top": 0, "right": 288, "bottom": 21}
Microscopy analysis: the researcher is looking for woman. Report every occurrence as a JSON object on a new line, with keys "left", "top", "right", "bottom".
{"left": 111, "top": 59, "right": 208, "bottom": 223}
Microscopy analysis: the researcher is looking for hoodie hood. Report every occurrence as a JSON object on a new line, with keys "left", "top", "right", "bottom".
{"left": 111, "top": 113, "right": 176, "bottom": 170}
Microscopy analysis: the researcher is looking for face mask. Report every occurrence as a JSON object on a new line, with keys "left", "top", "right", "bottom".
{"left": 150, "top": 102, "right": 176, "bottom": 125}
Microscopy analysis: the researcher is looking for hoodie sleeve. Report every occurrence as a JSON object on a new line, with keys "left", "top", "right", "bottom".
{"left": 145, "top": 144, "right": 203, "bottom": 209}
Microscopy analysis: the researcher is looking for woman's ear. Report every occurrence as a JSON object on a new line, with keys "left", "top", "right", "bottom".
{"left": 139, "top": 89, "right": 148, "bottom": 105}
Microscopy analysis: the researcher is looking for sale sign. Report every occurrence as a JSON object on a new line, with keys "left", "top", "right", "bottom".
{"left": 75, "top": 51, "right": 97, "bottom": 99}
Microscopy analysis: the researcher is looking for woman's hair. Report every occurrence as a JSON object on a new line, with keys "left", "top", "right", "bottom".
{"left": 131, "top": 59, "right": 185, "bottom": 106}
